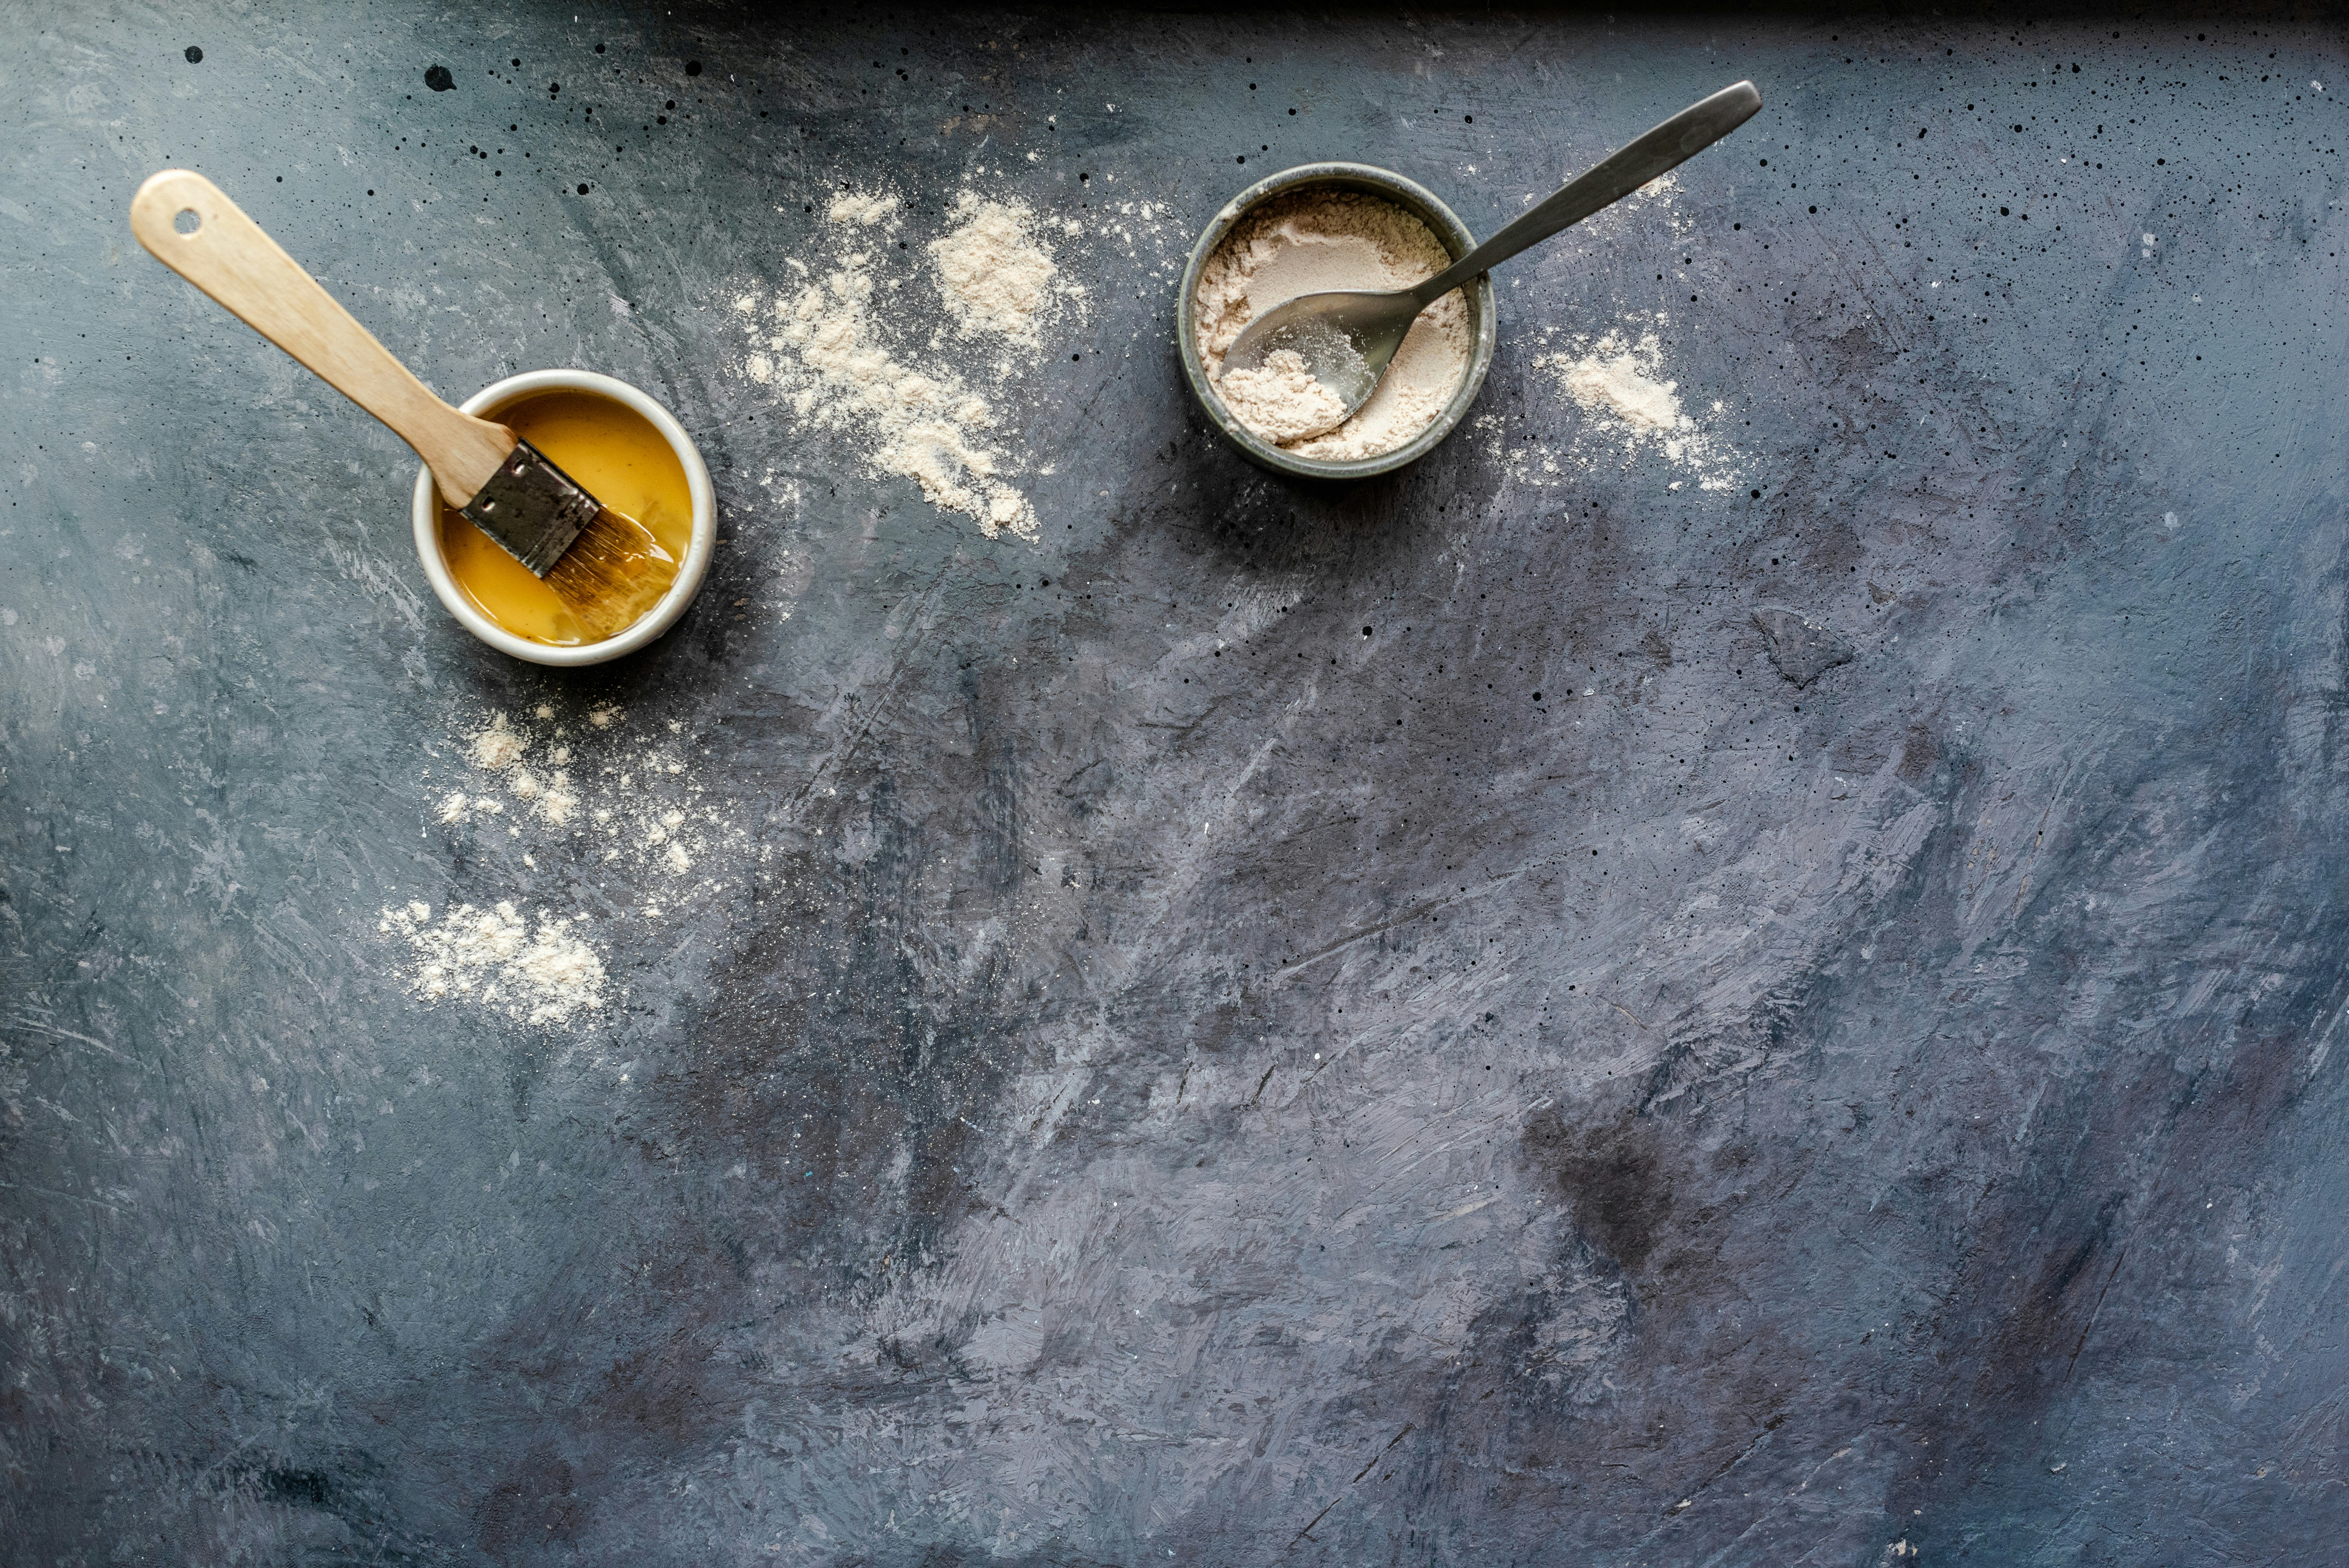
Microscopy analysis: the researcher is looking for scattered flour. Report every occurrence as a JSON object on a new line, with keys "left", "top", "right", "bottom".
{"left": 431, "top": 706, "right": 754, "bottom": 897}
{"left": 734, "top": 189, "right": 1083, "bottom": 542}
{"left": 1100, "top": 200, "right": 1183, "bottom": 264}
{"left": 470, "top": 713, "right": 528, "bottom": 770}
{"left": 1193, "top": 189, "right": 1471, "bottom": 461}
{"left": 383, "top": 703, "right": 764, "bottom": 1028}
{"left": 1619, "top": 171, "right": 1686, "bottom": 225}
{"left": 378, "top": 900, "right": 607, "bottom": 1025}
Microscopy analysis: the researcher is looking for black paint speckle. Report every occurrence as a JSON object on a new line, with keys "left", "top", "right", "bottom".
{"left": 423, "top": 64, "right": 454, "bottom": 92}
{"left": 183, "top": 45, "right": 202, "bottom": 64}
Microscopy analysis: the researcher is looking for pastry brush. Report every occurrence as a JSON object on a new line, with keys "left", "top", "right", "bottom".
{"left": 130, "top": 169, "right": 675, "bottom": 641}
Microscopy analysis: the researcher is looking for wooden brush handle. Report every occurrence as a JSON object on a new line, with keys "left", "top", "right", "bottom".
{"left": 130, "top": 170, "right": 513, "bottom": 507}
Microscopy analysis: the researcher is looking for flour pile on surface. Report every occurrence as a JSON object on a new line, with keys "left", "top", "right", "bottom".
{"left": 929, "top": 191, "right": 1066, "bottom": 343}
{"left": 1192, "top": 189, "right": 1470, "bottom": 461}
{"left": 1476, "top": 315, "right": 1741, "bottom": 492}
{"left": 1543, "top": 328, "right": 1741, "bottom": 492}
{"left": 827, "top": 191, "right": 896, "bottom": 227}
{"left": 470, "top": 720, "right": 527, "bottom": 770}
{"left": 733, "top": 189, "right": 1083, "bottom": 541}
{"left": 1558, "top": 337, "right": 1686, "bottom": 433}
{"left": 378, "top": 900, "right": 607, "bottom": 1025}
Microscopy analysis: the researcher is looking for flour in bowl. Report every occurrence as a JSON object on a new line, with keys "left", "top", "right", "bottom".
{"left": 1193, "top": 189, "right": 1472, "bottom": 461}
{"left": 1217, "top": 349, "right": 1353, "bottom": 445}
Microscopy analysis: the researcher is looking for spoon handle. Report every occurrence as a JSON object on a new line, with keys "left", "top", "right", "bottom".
{"left": 1413, "top": 80, "right": 1764, "bottom": 305}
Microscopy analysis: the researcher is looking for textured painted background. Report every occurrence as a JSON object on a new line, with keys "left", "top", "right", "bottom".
{"left": 5, "top": 6, "right": 2347, "bottom": 1563}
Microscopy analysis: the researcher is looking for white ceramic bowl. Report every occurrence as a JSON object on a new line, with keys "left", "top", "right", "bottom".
{"left": 410, "top": 368, "right": 715, "bottom": 667}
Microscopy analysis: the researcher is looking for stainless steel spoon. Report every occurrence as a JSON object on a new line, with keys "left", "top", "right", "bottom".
{"left": 1219, "top": 80, "right": 1764, "bottom": 434}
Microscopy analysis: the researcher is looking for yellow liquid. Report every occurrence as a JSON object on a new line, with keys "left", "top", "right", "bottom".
{"left": 437, "top": 390, "right": 693, "bottom": 646}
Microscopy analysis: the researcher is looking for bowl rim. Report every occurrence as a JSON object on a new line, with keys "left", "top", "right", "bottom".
{"left": 409, "top": 368, "right": 716, "bottom": 667}
{"left": 1176, "top": 162, "right": 1499, "bottom": 480}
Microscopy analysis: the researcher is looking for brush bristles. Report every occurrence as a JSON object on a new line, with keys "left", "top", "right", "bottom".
{"left": 544, "top": 506, "right": 681, "bottom": 642}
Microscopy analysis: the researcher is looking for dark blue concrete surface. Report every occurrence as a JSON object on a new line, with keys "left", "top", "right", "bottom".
{"left": 4, "top": 7, "right": 2347, "bottom": 1563}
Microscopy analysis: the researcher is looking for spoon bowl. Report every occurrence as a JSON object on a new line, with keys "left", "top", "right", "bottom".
{"left": 1220, "top": 291, "right": 1411, "bottom": 422}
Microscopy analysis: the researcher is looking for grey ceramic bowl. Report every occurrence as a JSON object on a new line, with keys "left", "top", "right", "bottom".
{"left": 1177, "top": 163, "right": 1499, "bottom": 480}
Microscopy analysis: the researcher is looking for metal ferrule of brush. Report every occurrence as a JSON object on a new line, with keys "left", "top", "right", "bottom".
{"left": 461, "top": 440, "right": 602, "bottom": 577}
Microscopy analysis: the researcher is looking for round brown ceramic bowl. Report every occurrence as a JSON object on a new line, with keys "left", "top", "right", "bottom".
{"left": 1177, "top": 163, "right": 1499, "bottom": 479}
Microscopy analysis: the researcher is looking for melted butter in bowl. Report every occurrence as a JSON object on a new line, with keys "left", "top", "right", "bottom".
{"left": 435, "top": 390, "right": 694, "bottom": 647}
